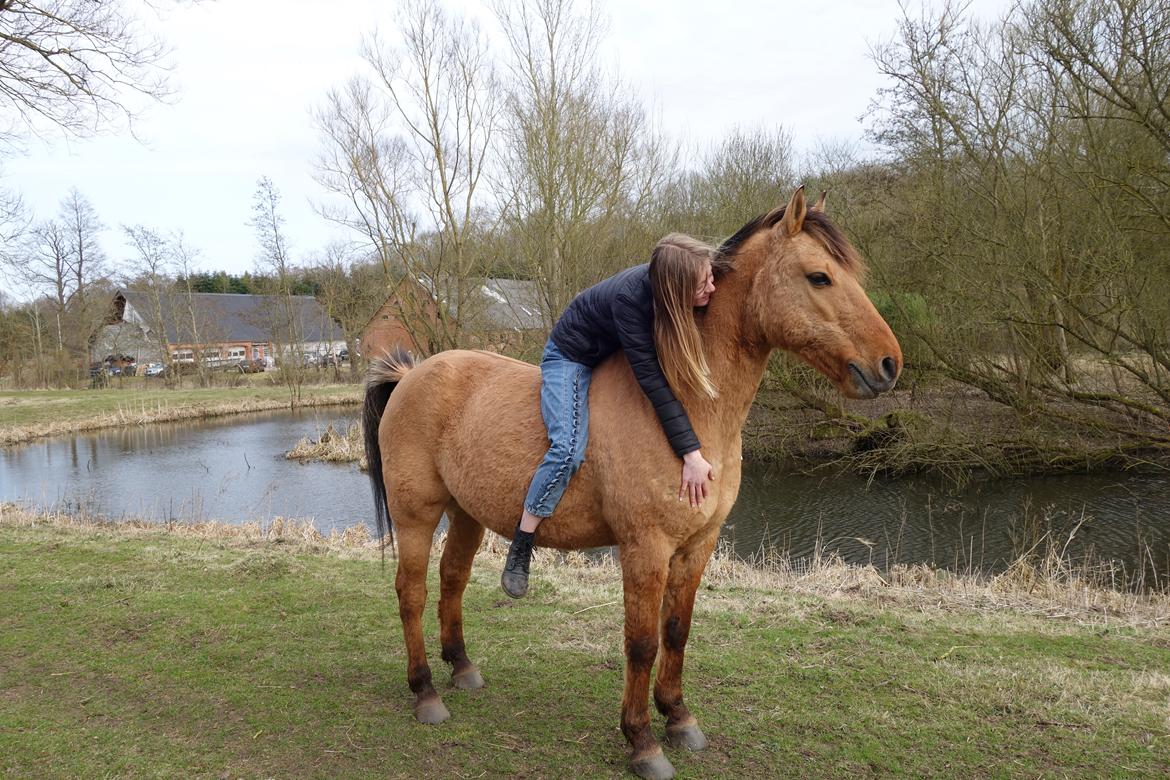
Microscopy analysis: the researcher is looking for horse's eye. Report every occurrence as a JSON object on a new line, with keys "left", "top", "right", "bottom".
{"left": 806, "top": 272, "right": 832, "bottom": 287}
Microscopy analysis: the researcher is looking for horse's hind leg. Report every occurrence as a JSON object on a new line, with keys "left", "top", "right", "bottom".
{"left": 393, "top": 499, "right": 449, "bottom": 725}
{"left": 654, "top": 527, "right": 720, "bottom": 752}
{"left": 439, "top": 503, "right": 486, "bottom": 690}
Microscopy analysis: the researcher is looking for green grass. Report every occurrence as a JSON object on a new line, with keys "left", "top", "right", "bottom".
{"left": 0, "top": 383, "right": 360, "bottom": 444}
{"left": 2, "top": 520, "right": 1168, "bottom": 779}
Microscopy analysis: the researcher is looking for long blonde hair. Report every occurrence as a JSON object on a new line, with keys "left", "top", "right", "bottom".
{"left": 650, "top": 233, "right": 718, "bottom": 401}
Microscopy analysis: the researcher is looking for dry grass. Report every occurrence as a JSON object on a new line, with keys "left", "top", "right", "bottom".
{"left": 0, "top": 503, "right": 374, "bottom": 556}
{"left": 285, "top": 421, "right": 367, "bottom": 468}
{"left": 0, "top": 389, "right": 359, "bottom": 446}
{"left": 4, "top": 503, "right": 1166, "bottom": 630}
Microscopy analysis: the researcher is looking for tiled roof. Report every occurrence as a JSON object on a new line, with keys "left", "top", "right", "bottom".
{"left": 477, "top": 278, "right": 544, "bottom": 330}
{"left": 118, "top": 291, "right": 345, "bottom": 344}
{"left": 408, "top": 276, "right": 545, "bottom": 331}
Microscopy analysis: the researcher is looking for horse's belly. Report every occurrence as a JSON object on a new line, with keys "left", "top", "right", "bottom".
{"left": 435, "top": 370, "right": 615, "bottom": 549}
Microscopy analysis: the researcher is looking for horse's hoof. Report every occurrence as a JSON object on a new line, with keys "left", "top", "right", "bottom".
{"left": 665, "top": 722, "right": 707, "bottom": 751}
{"left": 414, "top": 695, "right": 450, "bottom": 725}
{"left": 630, "top": 750, "right": 675, "bottom": 780}
{"left": 452, "top": 667, "right": 485, "bottom": 690}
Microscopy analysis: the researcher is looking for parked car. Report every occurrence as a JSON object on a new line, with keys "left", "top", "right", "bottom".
{"left": 239, "top": 359, "right": 265, "bottom": 373}
{"left": 144, "top": 362, "right": 166, "bottom": 377}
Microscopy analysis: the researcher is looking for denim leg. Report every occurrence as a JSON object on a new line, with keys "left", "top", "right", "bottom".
{"left": 523, "top": 341, "right": 593, "bottom": 518}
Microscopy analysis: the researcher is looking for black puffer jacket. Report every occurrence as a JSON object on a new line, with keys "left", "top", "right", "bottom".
{"left": 550, "top": 264, "right": 700, "bottom": 457}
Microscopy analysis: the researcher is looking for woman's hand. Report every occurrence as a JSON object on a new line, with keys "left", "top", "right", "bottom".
{"left": 679, "top": 450, "right": 714, "bottom": 509}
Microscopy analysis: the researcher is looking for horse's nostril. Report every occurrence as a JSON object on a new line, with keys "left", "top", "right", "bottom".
{"left": 880, "top": 356, "right": 898, "bottom": 382}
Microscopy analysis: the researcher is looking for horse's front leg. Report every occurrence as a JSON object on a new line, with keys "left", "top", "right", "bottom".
{"left": 619, "top": 540, "right": 675, "bottom": 780}
{"left": 654, "top": 527, "right": 720, "bottom": 752}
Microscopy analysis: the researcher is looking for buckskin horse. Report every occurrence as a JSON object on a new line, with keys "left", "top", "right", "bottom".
{"left": 361, "top": 187, "right": 902, "bottom": 779}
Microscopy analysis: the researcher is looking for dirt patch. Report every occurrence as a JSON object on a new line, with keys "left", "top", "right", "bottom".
{"left": 746, "top": 378, "right": 1170, "bottom": 480}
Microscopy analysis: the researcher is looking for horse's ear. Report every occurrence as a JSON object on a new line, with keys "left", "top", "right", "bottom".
{"left": 811, "top": 189, "right": 827, "bottom": 213}
{"left": 782, "top": 185, "right": 807, "bottom": 236}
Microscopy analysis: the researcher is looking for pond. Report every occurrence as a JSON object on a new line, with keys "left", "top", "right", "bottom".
{"left": 2, "top": 410, "right": 1167, "bottom": 582}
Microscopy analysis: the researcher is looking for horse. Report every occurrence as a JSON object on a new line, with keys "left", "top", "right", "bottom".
{"left": 361, "top": 187, "right": 902, "bottom": 780}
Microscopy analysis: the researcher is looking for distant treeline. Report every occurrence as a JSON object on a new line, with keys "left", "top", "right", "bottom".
{"left": 176, "top": 272, "right": 318, "bottom": 297}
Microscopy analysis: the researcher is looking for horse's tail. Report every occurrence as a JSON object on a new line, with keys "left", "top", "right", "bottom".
{"left": 363, "top": 349, "right": 416, "bottom": 554}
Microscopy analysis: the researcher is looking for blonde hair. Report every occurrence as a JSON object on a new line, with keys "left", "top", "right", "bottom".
{"left": 650, "top": 233, "right": 718, "bottom": 401}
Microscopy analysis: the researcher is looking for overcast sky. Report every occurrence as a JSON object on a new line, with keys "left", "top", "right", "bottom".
{"left": 5, "top": 0, "right": 1014, "bottom": 281}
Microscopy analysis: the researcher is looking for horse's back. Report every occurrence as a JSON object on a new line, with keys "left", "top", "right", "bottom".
{"left": 381, "top": 350, "right": 610, "bottom": 546}
{"left": 381, "top": 348, "right": 723, "bottom": 550}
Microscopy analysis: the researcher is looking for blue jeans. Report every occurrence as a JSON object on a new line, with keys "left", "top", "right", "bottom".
{"left": 523, "top": 339, "right": 593, "bottom": 517}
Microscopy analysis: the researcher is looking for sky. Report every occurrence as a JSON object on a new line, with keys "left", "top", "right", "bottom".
{"left": 4, "top": 0, "right": 1015, "bottom": 283}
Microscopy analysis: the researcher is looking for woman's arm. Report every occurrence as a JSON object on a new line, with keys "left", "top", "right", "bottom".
{"left": 612, "top": 289, "right": 700, "bottom": 457}
{"left": 613, "top": 289, "right": 714, "bottom": 507}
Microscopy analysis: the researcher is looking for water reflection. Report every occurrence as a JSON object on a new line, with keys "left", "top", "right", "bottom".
{"left": 732, "top": 462, "right": 1170, "bottom": 580}
{"left": 1, "top": 409, "right": 368, "bottom": 534}
{"left": 2, "top": 410, "right": 1167, "bottom": 580}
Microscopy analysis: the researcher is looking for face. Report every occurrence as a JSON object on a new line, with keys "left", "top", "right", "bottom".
{"left": 752, "top": 231, "right": 902, "bottom": 399}
{"left": 692, "top": 262, "right": 715, "bottom": 307}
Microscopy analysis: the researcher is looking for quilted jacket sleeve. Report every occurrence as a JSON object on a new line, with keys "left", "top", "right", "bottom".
{"left": 612, "top": 289, "right": 701, "bottom": 457}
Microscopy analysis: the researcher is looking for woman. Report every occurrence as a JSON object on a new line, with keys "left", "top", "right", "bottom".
{"left": 502, "top": 233, "right": 718, "bottom": 598}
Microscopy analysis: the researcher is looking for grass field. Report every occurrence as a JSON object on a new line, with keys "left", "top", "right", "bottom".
{"left": 0, "top": 383, "right": 360, "bottom": 445}
{"left": 2, "top": 509, "right": 1168, "bottom": 779}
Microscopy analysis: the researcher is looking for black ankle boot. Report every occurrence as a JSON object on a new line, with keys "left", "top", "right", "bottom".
{"left": 501, "top": 527, "right": 535, "bottom": 599}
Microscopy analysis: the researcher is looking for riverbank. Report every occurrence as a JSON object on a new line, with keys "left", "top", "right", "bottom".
{"left": 744, "top": 374, "right": 1170, "bottom": 482}
{"left": 6, "top": 376, "right": 1169, "bottom": 484}
{"left": 283, "top": 378, "right": 1170, "bottom": 485}
{"left": 2, "top": 507, "right": 1168, "bottom": 778}
{"left": 0, "top": 384, "right": 360, "bottom": 446}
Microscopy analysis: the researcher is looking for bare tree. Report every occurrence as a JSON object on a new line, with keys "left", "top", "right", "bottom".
{"left": 17, "top": 220, "right": 70, "bottom": 351}
{"left": 0, "top": 0, "right": 172, "bottom": 149}
{"left": 308, "top": 242, "right": 384, "bottom": 379}
{"left": 122, "top": 224, "right": 180, "bottom": 383}
{"left": 251, "top": 176, "right": 306, "bottom": 405}
{"left": 0, "top": 169, "right": 26, "bottom": 251}
{"left": 860, "top": 0, "right": 1170, "bottom": 461}
{"left": 315, "top": 78, "right": 430, "bottom": 354}
{"left": 0, "top": 285, "right": 33, "bottom": 384}
{"left": 315, "top": 0, "right": 498, "bottom": 354}
{"left": 169, "top": 232, "right": 219, "bottom": 387}
{"left": 59, "top": 188, "right": 109, "bottom": 358}
{"left": 493, "top": 0, "right": 674, "bottom": 325}
{"left": 691, "top": 126, "right": 796, "bottom": 237}
{"left": 2, "top": 188, "right": 109, "bottom": 383}
{"left": 1023, "top": 0, "right": 1170, "bottom": 230}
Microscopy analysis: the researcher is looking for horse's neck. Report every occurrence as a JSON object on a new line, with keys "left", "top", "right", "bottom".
{"left": 691, "top": 257, "right": 770, "bottom": 445}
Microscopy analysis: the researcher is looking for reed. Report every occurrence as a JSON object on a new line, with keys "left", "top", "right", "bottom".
{"left": 4, "top": 503, "right": 1165, "bottom": 628}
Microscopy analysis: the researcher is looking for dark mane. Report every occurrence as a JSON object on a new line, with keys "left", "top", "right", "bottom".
{"left": 713, "top": 206, "right": 863, "bottom": 277}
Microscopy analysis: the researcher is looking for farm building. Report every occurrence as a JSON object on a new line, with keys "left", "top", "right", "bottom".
{"left": 360, "top": 277, "right": 544, "bottom": 360}
{"left": 96, "top": 290, "right": 346, "bottom": 367}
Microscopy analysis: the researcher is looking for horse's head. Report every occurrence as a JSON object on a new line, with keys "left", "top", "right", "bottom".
{"left": 720, "top": 187, "right": 902, "bottom": 399}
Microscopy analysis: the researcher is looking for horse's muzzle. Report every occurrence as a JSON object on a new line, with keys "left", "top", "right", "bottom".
{"left": 847, "top": 358, "right": 899, "bottom": 399}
